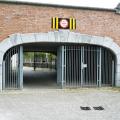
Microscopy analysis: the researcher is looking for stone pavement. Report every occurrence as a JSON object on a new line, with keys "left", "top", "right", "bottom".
{"left": 0, "top": 88, "right": 120, "bottom": 120}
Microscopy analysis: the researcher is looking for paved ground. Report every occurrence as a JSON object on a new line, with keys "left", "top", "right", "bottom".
{"left": 23, "top": 67, "right": 58, "bottom": 89}
{"left": 0, "top": 88, "right": 120, "bottom": 120}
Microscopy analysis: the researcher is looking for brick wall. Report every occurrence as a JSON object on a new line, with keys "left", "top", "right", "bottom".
{"left": 0, "top": 3, "right": 120, "bottom": 45}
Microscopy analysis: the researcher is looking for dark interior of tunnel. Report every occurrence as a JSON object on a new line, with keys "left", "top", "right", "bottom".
{"left": 23, "top": 43, "right": 58, "bottom": 89}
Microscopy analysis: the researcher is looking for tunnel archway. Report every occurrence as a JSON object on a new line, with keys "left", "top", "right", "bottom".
{"left": 0, "top": 31, "right": 120, "bottom": 90}
{"left": 23, "top": 43, "right": 58, "bottom": 89}
{"left": 2, "top": 43, "right": 116, "bottom": 89}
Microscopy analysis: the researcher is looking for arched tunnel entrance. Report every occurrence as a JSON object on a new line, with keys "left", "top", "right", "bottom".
{"left": 2, "top": 43, "right": 116, "bottom": 90}
{"left": 23, "top": 43, "right": 58, "bottom": 89}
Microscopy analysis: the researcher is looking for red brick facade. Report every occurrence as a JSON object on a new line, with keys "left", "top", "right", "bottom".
{"left": 0, "top": 3, "right": 120, "bottom": 45}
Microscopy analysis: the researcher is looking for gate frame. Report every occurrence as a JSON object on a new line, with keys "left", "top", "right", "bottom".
{"left": 0, "top": 30, "right": 120, "bottom": 91}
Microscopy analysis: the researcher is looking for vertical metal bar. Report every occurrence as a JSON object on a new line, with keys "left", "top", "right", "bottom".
{"left": 112, "top": 60, "right": 115, "bottom": 86}
{"left": 2, "top": 61, "right": 5, "bottom": 90}
{"left": 94, "top": 46, "right": 97, "bottom": 86}
{"left": 17, "top": 47, "right": 19, "bottom": 88}
{"left": 7, "top": 53, "right": 9, "bottom": 88}
{"left": 73, "top": 46, "right": 75, "bottom": 86}
{"left": 8, "top": 49, "right": 12, "bottom": 88}
{"left": 61, "top": 46, "right": 64, "bottom": 88}
{"left": 93, "top": 46, "right": 95, "bottom": 86}
{"left": 8, "top": 51, "right": 9, "bottom": 88}
{"left": 79, "top": 46, "right": 81, "bottom": 86}
{"left": 11, "top": 48, "right": 14, "bottom": 87}
{"left": 57, "top": 47, "right": 59, "bottom": 85}
{"left": 76, "top": 47, "right": 78, "bottom": 87}
{"left": 97, "top": 47, "right": 99, "bottom": 87}
{"left": 107, "top": 52, "right": 110, "bottom": 85}
{"left": 10, "top": 48, "right": 12, "bottom": 88}
{"left": 71, "top": 46, "right": 72, "bottom": 86}
{"left": 73, "top": 46, "right": 75, "bottom": 87}
{"left": 8, "top": 49, "right": 11, "bottom": 88}
{"left": 20, "top": 46, "right": 23, "bottom": 89}
{"left": 89, "top": 46, "right": 92, "bottom": 86}
{"left": 87, "top": 46, "right": 90, "bottom": 86}
{"left": 85, "top": 46, "right": 88, "bottom": 86}
{"left": 85, "top": 46, "right": 87, "bottom": 86}
{"left": 105, "top": 50, "right": 108, "bottom": 85}
{"left": 15, "top": 48, "right": 17, "bottom": 88}
{"left": 65, "top": 47, "right": 67, "bottom": 86}
{"left": 75, "top": 46, "right": 77, "bottom": 87}
{"left": 108, "top": 51, "right": 110, "bottom": 85}
{"left": 8, "top": 50, "right": 10, "bottom": 88}
{"left": 5, "top": 57, "right": 6, "bottom": 89}
{"left": 67, "top": 46, "right": 70, "bottom": 86}
{"left": 99, "top": 47, "right": 102, "bottom": 87}
{"left": 5, "top": 53, "right": 8, "bottom": 89}
{"left": 92, "top": 47, "right": 94, "bottom": 86}
{"left": 71, "top": 46, "right": 73, "bottom": 87}
{"left": 101, "top": 48, "right": 104, "bottom": 86}
{"left": 104, "top": 49, "right": 106, "bottom": 86}
{"left": 81, "top": 46, "right": 83, "bottom": 87}
{"left": 69, "top": 46, "right": 71, "bottom": 87}
{"left": 67, "top": 46, "right": 69, "bottom": 86}
{"left": 14, "top": 48, "right": 16, "bottom": 88}
{"left": 13, "top": 48, "right": 16, "bottom": 88}
{"left": 65, "top": 46, "right": 69, "bottom": 86}
{"left": 6, "top": 53, "right": 8, "bottom": 89}
{"left": 73, "top": 46, "right": 74, "bottom": 87}
{"left": 67, "top": 46, "right": 69, "bottom": 87}
{"left": 57, "top": 47, "right": 60, "bottom": 85}
{"left": 11, "top": 49, "right": 13, "bottom": 89}
{"left": 64, "top": 45, "right": 66, "bottom": 87}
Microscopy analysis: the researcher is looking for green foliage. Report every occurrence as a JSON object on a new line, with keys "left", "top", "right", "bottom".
{"left": 24, "top": 52, "right": 56, "bottom": 62}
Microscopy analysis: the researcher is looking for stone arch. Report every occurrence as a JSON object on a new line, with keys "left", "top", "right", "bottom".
{"left": 0, "top": 30, "right": 120, "bottom": 90}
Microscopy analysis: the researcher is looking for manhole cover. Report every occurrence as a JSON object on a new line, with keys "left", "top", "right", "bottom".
{"left": 80, "top": 106, "right": 91, "bottom": 110}
{"left": 93, "top": 106, "right": 104, "bottom": 110}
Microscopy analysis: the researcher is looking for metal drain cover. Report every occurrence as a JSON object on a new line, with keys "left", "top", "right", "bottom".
{"left": 93, "top": 106, "right": 104, "bottom": 110}
{"left": 80, "top": 106, "right": 91, "bottom": 110}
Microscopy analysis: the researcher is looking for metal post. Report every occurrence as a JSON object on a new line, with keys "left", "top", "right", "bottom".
{"left": 57, "top": 47, "right": 60, "bottom": 85}
{"left": 19, "top": 46, "right": 23, "bottom": 89}
{"left": 112, "top": 60, "right": 115, "bottom": 86}
{"left": 61, "top": 46, "right": 64, "bottom": 88}
{"left": 64, "top": 46, "right": 66, "bottom": 87}
{"left": 69, "top": 46, "right": 71, "bottom": 87}
{"left": 81, "top": 46, "right": 83, "bottom": 87}
{"left": 2, "top": 61, "right": 5, "bottom": 90}
{"left": 98, "top": 47, "right": 102, "bottom": 87}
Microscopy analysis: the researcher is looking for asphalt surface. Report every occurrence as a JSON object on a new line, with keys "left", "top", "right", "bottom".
{"left": 1, "top": 88, "right": 120, "bottom": 120}
{"left": 0, "top": 67, "right": 120, "bottom": 120}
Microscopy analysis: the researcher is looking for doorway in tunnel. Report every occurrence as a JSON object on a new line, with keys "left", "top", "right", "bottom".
{"left": 23, "top": 43, "right": 59, "bottom": 89}
{"left": 23, "top": 52, "right": 57, "bottom": 89}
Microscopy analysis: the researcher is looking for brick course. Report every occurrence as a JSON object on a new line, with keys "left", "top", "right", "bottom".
{"left": 0, "top": 3, "right": 120, "bottom": 45}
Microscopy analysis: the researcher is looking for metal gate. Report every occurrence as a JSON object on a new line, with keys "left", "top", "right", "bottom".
{"left": 62, "top": 45, "right": 115, "bottom": 88}
{"left": 2, "top": 46, "right": 23, "bottom": 90}
{"left": 2, "top": 44, "right": 115, "bottom": 89}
